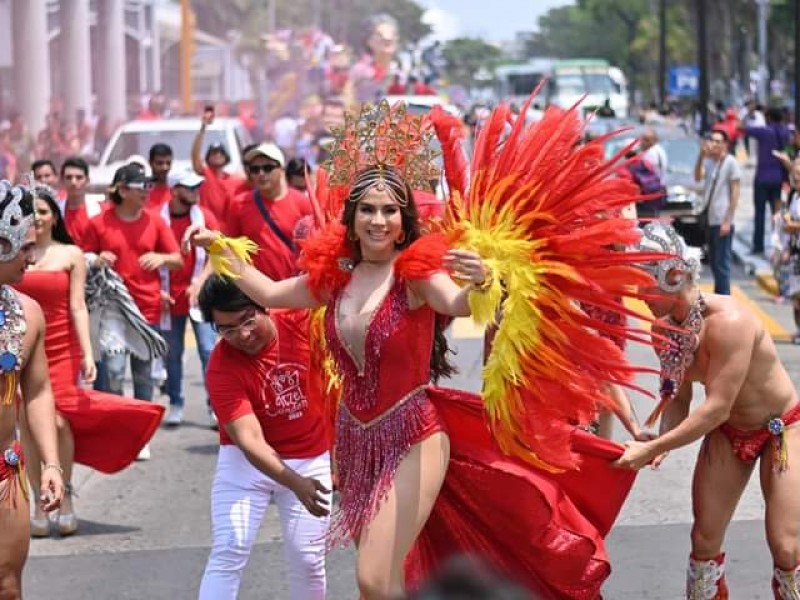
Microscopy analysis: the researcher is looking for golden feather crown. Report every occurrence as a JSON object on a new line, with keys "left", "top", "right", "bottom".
{"left": 325, "top": 100, "right": 440, "bottom": 192}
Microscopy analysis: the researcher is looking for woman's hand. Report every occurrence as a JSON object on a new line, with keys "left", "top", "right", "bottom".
{"left": 443, "top": 249, "right": 489, "bottom": 286}
{"left": 182, "top": 225, "right": 221, "bottom": 253}
{"left": 81, "top": 355, "right": 97, "bottom": 384}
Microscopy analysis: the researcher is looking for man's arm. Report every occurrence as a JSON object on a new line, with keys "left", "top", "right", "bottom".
{"left": 723, "top": 178, "right": 740, "bottom": 229}
{"left": 694, "top": 143, "right": 707, "bottom": 182}
{"left": 650, "top": 311, "right": 752, "bottom": 456}
{"left": 225, "top": 414, "right": 329, "bottom": 516}
{"left": 658, "top": 380, "right": 693, "bottom": 436}
{"left": 226, "top": 414, "right": 304, "bottom": 488}
{"left": 191, "top": 116, "right": 209, "bottom": 175}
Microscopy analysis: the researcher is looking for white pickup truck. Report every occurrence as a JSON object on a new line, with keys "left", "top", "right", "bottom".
{"left": 88, "top": 117, "right": 253, "bottom": 201}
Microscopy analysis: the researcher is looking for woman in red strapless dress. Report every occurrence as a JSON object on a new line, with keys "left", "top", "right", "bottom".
{"left": 15, "top": 187, "right": 163, "bottom": 537}
{"left": 187, "top": 166, "right": 638, "bottom": 599}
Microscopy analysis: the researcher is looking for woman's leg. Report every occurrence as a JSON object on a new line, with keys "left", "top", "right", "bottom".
{"left": 55, "top": 414, "right": 75, "bottom": 515}
{"left": 356, "top": 432, "right": 450, "bottom": 600}
{"left": 17, "top": 412, "right": 46, "bottom": 532}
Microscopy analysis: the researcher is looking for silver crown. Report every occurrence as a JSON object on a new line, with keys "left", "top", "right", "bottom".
{"left": 636, "top": 222, "right": 699, "bottom": 293}
{"left": 0, "top": 180, "right": 33, "bottom": 262}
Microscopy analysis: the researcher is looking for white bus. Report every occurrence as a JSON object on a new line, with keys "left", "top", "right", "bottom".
{"left": 495, "top": 58, "right": 629, "bottom": 118}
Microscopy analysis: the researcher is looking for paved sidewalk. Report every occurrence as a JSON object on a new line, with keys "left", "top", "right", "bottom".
{"left": 729, "top": 161, "right": 780, "bottom": 294}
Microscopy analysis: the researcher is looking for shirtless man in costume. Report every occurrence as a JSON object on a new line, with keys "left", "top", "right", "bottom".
{"left": 616, "top": 222, "right": 800, "bottom": 599}
{"left": 0, "top": 181, "right": 64, "bottom": 599}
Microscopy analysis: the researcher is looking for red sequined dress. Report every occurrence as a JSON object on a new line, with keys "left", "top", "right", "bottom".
{"left": 312, "top": 235, "right": 636, "bottom": 599}
{"left": 15, "top": 270, "right": 164, "bottom": 473}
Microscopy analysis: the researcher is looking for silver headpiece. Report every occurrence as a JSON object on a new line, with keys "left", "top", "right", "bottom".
{"left": 636, "top": 222, "right": 699, "bottom": 293}
{"left": 0, "top": 180, "right": 34, "bottom": 262}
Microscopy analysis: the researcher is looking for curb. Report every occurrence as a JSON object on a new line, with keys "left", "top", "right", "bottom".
{"left": 731, "top": 231, "right": 778, "bottom": 296}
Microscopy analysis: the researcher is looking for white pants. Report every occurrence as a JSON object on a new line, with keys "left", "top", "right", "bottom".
{"left": 198, "top": 446, "right": 331, "bottom": 600}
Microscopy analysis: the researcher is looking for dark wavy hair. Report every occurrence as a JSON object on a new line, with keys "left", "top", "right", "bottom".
{"left": 32, "top": 185, "right": 74, "bottom": 245}
{"left": 341, "top": 166, "right": 456, "bottom": 382}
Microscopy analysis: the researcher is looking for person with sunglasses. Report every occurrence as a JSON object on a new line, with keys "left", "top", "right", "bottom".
{"left": 197, "top": 275, "right": 330, "bottom": 600}
{"left": 224, "top": 143, "right": 314, "bottom": 280}
{"left": 81, "top": 164, "right": 182, "bottom": 458}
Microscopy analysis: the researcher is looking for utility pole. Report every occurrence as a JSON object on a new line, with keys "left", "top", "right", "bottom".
{"left": 180, "top": 0, "right": 194, "bottom": 114}
{"left": 795, "top": 0, "right": 800, "bottom": 126}
{"left": 756, "top": 0, "right": 769, "bottom": 104}
{"left": 658, "top": 0, "right": 667, "bottom": 106}
{"left": 697, "top": 0, "right": 710, "bottom": 132}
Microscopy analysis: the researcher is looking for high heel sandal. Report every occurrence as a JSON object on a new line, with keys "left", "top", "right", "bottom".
{"left": 57, "top": 482, "right": 78, "bottom": 536}
{"left": 30, "top": 515, "right": 50, "bottom": 537}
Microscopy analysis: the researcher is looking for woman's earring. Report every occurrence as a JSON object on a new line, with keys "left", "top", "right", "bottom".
{"left": 347, "top": 230, "right": 359, "bottom": 242}
{"left": 395, "top": 231, "right": 406, "bottom": 245}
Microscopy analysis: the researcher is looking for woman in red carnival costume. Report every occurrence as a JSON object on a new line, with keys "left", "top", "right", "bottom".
{"left": 185, "top": 99, "right": 663, "bottom": 599}
{"left": 15, "top": 185, "right": 164, "bottom": 537}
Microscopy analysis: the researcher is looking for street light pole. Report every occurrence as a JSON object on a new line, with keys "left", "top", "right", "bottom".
{"left": 756, "top": 0, "right": 769, "bottom": 104}
{"left": 658, "top": 0, "right": 667, "bottom": 106}
{"left": 180, "top": 0, "right": 194, "bottom": 114}
{"left": 697, "top": 0, "right": 710, "bottom": 133}
{"left": 795, "top": 0, "right": 800, "bottom": 126}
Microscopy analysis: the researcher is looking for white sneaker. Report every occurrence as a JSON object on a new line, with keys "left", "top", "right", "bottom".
{"left": 136, "top": 443, "right": 151, "bottom": 461}
{"left": 165, "top": 406, "right": 184, "bottom": 427}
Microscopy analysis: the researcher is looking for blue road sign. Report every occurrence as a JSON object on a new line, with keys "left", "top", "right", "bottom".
{"left": 669, "top": 66, "right": 700, "bottom": 97}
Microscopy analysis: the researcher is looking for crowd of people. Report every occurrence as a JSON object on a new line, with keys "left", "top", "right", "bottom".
{"left": 0, "top": 86, "right": 798, "bottom": 600}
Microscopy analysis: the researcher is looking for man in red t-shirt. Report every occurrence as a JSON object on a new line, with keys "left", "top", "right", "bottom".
{"left": 146, "top": 143, "right": 173, "bottom": 212}
{"left": 57, "top": 156, "right": 104, "bottom": 247}
{"left": 224, "top": 143, "right": 314, "bottom": 280}
{"left": 82, "top": 163, "right": 182, "bottom": 413}
{"left": 158, "top": 170, "right": 219, "bottom": 428}
{"left": 197, "top": 275, "right": 330, "bottom": 600}
{"left": 190, "top": 109, "right": 247, "bottom": 222}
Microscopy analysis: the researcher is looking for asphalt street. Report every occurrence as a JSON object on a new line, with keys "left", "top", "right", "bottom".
{"left": 21, "top": 264, "right": 799, "bottom": 599}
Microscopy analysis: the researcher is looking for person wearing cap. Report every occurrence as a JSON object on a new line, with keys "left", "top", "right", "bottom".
{"left": 82, "top": 164, "right": 182, "bottom": 439}
{"left": 191, "top": 109, "right": 246, "bottom": 222}
{"left": 159, "top": 170, "right": 219, "bottom": 427}
{"left": 225, "top": 143, "right": 314, "bottom": 280}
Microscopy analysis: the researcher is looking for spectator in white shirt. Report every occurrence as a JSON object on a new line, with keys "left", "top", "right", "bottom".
{"left": 640, "top": 128, "right": 668, "bottom": 181}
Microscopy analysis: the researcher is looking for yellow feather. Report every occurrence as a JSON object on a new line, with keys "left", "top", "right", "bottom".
{"left": 207, "top": 236, "right": 259, "bottom": 280}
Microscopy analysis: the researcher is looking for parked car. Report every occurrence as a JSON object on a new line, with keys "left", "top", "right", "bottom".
{"left": 88, "top": 117, "right": 253, "bottom": 202}
{"left": 604, "top": 126, "right": 706, "bottom": 246}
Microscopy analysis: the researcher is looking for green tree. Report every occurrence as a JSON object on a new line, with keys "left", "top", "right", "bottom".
{"left": 441, "top": 38, "right": 504, "bottom": 89}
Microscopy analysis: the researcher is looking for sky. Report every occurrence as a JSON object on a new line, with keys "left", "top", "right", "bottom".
{"left": 415, "top": 0, "right": 574, "bottom": 43}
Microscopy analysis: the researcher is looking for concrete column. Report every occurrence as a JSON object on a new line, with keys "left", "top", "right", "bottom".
{"left": 61, "top": 0, "right": 92, "bottom": 122}
{"left": 97, "top": 0, "right": 127, "bottom": 125}
{"left": 11, "top": 0, "right": 50, "bottom": 134}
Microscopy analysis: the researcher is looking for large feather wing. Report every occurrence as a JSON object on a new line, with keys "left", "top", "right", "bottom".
{"left": 440, "top": 100, "right": 661, "bottom": 472}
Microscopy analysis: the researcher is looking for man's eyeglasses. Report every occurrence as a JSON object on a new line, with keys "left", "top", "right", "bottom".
{"left": 247, "top": 163, "right": 280, "bottom": 175}
{"left": 214, "top": 311, "right": 258, "bottom": 339}
{"left": 125, "top": 181, "right": 154, "bottom": 191}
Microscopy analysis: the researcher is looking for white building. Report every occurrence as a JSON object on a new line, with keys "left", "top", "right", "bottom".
{"left": 0, "top": 0, "right": 247, "bottom": 134}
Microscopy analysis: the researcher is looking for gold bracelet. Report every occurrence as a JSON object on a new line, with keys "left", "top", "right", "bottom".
{"left": 42, "top": 463, "right": 64, "bottom": 476}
